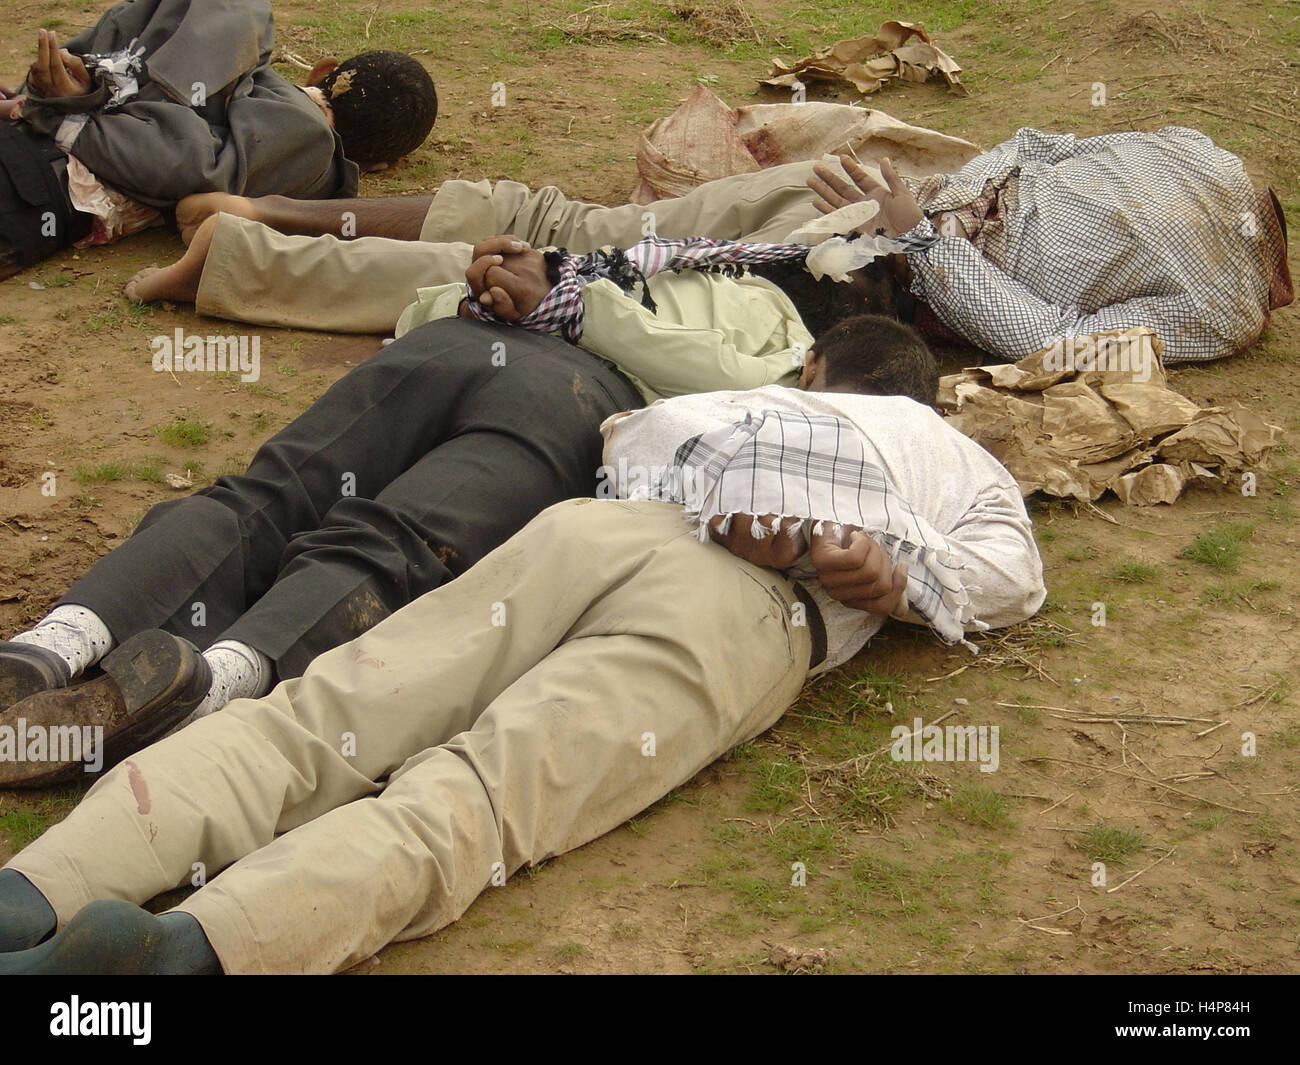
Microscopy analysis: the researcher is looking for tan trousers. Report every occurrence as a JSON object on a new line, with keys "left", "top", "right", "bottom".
{"left": 7, "top": 500, "right": 811, "bottom": 974}
{"left": 195, "top": 159, "right": 835, "bottom": 333}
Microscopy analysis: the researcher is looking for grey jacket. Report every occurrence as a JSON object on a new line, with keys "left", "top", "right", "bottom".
{"left": 21, "top": 0, "right": 358, "bottom": 207}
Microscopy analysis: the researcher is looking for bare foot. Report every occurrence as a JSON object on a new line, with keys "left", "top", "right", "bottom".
{"left": 176, "top": 192, "right": 258, "bottom": 245}
{"left": 125, "top": 214, "right": 218, "bottom": 303}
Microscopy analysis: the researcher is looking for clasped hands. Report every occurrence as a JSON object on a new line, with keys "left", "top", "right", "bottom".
{"left": 709, "top": 514, "right": 909, "bottom": 618}
{"left": 458, "top": 236, "right": 554, "bottom": 321}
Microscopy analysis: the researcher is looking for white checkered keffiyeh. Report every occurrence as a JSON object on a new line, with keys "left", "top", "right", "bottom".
{"left": 463, "top": 235, "right": 810, "bottom": 341}
{"left": 650, "top": 409, "right": 986, "bottom": 649}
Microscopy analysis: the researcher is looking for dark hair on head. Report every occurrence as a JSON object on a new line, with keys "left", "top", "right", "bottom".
{"left": 812, "top": 314, "right": 938, "bottom": 405}
{"left": 319, "top": 51, "right": 438, "bottom": 168}
{"left": 749, "top": 257, "right": 909, "bottom": 338}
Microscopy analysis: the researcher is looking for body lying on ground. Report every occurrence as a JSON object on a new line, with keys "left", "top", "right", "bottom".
{"left": 0, "top": 232, "right": 922, "bottom": 784}
{"left": 129, "top": 125, "right": 1291, "bottom": 365}
{"left": 0, "top": 0, "right": 438, "bottom": 277}
{"left": 0, "top": 333, "right": 1046, "bottom": 974}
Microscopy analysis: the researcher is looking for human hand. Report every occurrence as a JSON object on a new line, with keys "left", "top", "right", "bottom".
{"left": 28, "top": 29, "right": 93, "bottom": 98}
{"left": 808, "top": 155, "right": 924, "bottom": 238}
{"left": 464, "top": 236, "right": 552, "bottom": 321}
{"left": 809, "top": 525, "right": 909, "bottom": 615}
{"left": 708, "top": 513, "right": 807, "bottom": 570}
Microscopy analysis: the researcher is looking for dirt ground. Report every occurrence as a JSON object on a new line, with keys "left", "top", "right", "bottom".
{"left": 0, "top": 0, "right": 1297, "bottom": 975}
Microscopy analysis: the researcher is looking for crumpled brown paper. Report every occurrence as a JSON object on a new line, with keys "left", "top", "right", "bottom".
{"left": 631, "top": 83, "right": 980, "bottom": 203}
{"left": 763, "top": 21, "right": 966, "bottom": 98}
{"left": 938, "top": 328, "right": 1282, "bottom": 504}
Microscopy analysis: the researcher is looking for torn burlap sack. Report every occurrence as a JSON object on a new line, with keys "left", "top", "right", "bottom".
{"left": 763, "top": 21, "right": 966, "bottom": 97}
{"left": 631, "top": 83, "right": 980, "bottom": 203}
{"left": 937, "top": 328, "right": 1281, "bottom": 504}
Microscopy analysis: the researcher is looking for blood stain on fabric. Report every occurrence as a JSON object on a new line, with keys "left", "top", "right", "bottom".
{"left": 126, "top": 759, "right": 151, "bottom": 815}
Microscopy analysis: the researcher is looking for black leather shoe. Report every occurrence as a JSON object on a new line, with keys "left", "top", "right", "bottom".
{"left": 0, "top": 641, "right": 71, "bottom": 712}
{"left": 0, "top": 630, "right": 211, "bottom": 789}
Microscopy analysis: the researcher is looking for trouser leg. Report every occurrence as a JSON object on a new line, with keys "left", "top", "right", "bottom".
{"left": 195, "top": 214, "right": 474, "bottom": 332}
{"left": 6, "top": 500, "right": 808, "bottom": 973}
{"left": 222, "top": 338, "right": 644, "bottom": 677}
{"left": 193, "top": 162, "right": 842, "bottom": 334}
{"left": 421, "top": 159, "right": 837, "bottom": 249}
{"left": 61, "top": 319, "right": 622, "bottom": 659}
{"left": 186, "top": 501, "right": 809, "bottom": 972}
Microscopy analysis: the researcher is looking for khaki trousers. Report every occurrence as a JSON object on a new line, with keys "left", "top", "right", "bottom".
{"left": 195, "top": 159, "right": 834, "bottom": 333}
{"left": 7, "top": 500, "right": 811, "bottom": 973}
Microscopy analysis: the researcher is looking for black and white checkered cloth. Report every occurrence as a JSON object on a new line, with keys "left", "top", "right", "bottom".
{"left": 463, "top": 235, "right": 809, "bottom": 341}
{"left": 905, "top": 126, "right": 1288, "bottom": 364}
{"left": 651, "top": 408, "right": 982, "bottom": 648}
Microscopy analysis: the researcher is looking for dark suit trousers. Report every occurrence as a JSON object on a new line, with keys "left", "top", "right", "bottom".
{"left": 58, "top": 318, "right": 644, "bottom": 679}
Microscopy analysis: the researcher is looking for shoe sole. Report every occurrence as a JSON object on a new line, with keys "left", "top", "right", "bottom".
{"left": 0, "top": 631, "right": 211, "bottom": 790}
{"left": 0, "top": 643, "right": 69, "bottom": 712}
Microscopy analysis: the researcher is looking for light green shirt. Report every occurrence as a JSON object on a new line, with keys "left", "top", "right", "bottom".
{"left": 393, "top": 270, "right": 813, "bottom": 404}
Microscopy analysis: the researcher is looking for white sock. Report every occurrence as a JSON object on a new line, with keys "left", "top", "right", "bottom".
{"left": 11, "top": 605, "right": 115, "bottom": 678}
{"left": 185, "top": 640, "right": 272, "bottom": 725}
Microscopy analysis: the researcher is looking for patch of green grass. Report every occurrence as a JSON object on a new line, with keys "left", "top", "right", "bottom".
{"left": 483, "top": 934, "right": 533, "bottom": 958}
{"left": 707, "top": 908, "right": 762, "bottom": 938}
{"left": 1108, "top": 559, "right": 1160, "bottom": 584}
{"left": 552, "top": 941, "right": 589, "bottom": 962}
{"left": 836, "top": 759, "right": 939, "bottom": 826}
{"left": 133, "top": 460, "right": 165, "bottom": 484}
{"left": 74, "top": 462, "right": 129, "bottom": 485}
{"left": 1266, "top": 499, "right": 1295, "bottom": 522}
{"left": 1200, "top": 578, "right": 1281, "bottom": 606}
{"left": 73, "top": 459, "right": 165, "bottom": 486}
{"left": 155, "top": 418, "right": 211, "bottom": 449}
{"left": 747, "top": 758, "right": 806, "bottom": 812}
{"left": 1005, "top": 697, "right": 1042, "bottom": 726}
{"left": 83, "top": 308, "right": 126, "bottom": 331}
{"left": 243, "top": 382, "right": 281, "bottom": 400}
{"left": 519, "top": 858, "right": 551, "bottom": 880}
{"left": 1179, "top": 521, "right": 1253, "bottom": 571}
{"left": 788, "top": 664, "right": 907, "bottom": 724}
{"left": 766, "top": 819, "right": 836, "bottom": 861}
{"left": 699, "top": 850, "right": 795, "bottom": 920}
{"left": 1078, "top": 822, "right": 1145, "bottom": 865}
{"left": 836, "top": 847, "right": 1013, "bottom": 941}
{"left": 1022, "top": 622, "right": 1072, "bottom": 652}
{"left": 848, "top": 851, "right": 911, "bottom": 898}
{"left": 945, "top": 784, "right": 1013, "bottom": 829}
{"left": 611, "top": 920, "right": 641, "bottom": 941}
{"left": 0, "top": 809, "right": 50, "bottom": 847}
{"left": 1250, "top": 814, "right": 1283, "bottom": 844}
